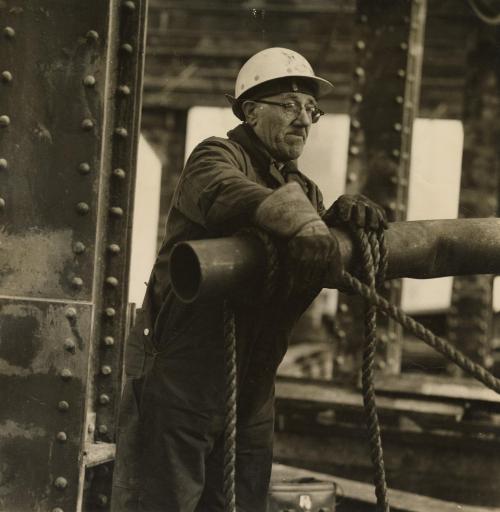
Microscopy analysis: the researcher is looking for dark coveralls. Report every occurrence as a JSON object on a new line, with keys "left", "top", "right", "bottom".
{"left": 112, "top": 123, "right": 326, "bottom": 512}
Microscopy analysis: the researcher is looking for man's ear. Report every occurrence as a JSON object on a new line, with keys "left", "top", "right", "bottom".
{"left": 241, "top": 101, "right": 258, "bottom": 126}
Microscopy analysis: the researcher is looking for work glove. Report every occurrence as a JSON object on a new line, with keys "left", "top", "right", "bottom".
{"left": 323, "top": 194, "right": 388, "bottom": 231}
{"left": 254, "top": 182, "right": 342, "bottom": 291}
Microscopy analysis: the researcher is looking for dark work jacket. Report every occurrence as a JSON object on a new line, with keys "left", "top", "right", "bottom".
{"left": 138, "top": 123, "right": 326, "bottom": 422}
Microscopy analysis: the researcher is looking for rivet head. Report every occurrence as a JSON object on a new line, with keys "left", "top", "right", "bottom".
{"left": 390, "top": 175, "right": 399, "bottom": 185}
{"left": 4, "top": 27, "right": 15, "bottom": 39}
{"left": 78, "top": 162, "right": 91, "bottom": 174}
{"left": 103, "top": 336, "right": 115, "bottom": 346}
{"left": 397, "top": 69, "right": 406, "bottom": 78}
{"left": 99, "top": 394, "right": 110, "bottom": 405}
{"left": 354, "top": 67, "right": 365, "bottom": 78}
{"left": 56, "top": 431, "right": 67, "bottom": 442}
{"left": 81, "top": 118, "right": 94, "bottom": 131}
{"left": 395, "top": 96, "right": 404, "bottom": 104}
{"left": 120, "top": 43, "right": 133, "bottom": 54}
{"left": 98, "top": 494, "right": 109, "bottom": 507}
{"left": 391, "top": 149, "right": 400, "bottom": 158}
{"left": 76, "top": 202, "right": 90, "bottom": 215}
{"left": 71, "top": 276, "right": 83, "bottom": 288}
{"left": 83, "top": 75, "right": 96, "bottom": 87}
{"left": 113, "top": 168, "right": 126, "bottom": 179}
{"left": 115, "top": 127, "right": 128, "bottom": 138}
{"left": 88, "top": 423, "right": 95, "bottom": 434}
{"left": 347, "top": 172, "right": 357, "bottom": 183}
{"left": 58, "top": 400, "right": 70, "bottom": 412}
{"left": 117, "top": 85, "right": 131, "bottom": 96}
{"left": 144, "top": 328, "right": 150, "bottom": 336}
{"left": 349, "top": 146, "right": 360, "bottom": 156}
{"left": 0, "top": 115, "right": 11, "bottom": 127}
{"left": 107, "top": 243, "right": 121, "bottom": 254}
{"left": 65, "top": 307, "right": 77, "bottom": 319}
{"left": 73, "top": 241, "right": 86, "bottom": 254}
{"left": 393, "top": 123, "right": 402, "bottom": 132}
{"left": 98, "top": 424, "right": 108, "bottom": 435}
{"left": 355, "top": 40, "right": 366, "bottom": 50}
{"left": 123, "top": 0, "right": 136, "bottom": 10}
{"left": 0, "top": 158, "right": 7, "bottom": 170}
{"left": 105, "top": 307, "right": 116, "bottom": 318}
{"left": 339, "top": 303, "right": 349, "bottom": 313}
{"left": 105, "top": 276, "right": 119, "bottom": 287}
{"left": 52, "top": 508, "right": 64, "bottom": 512}
{"left": 400, "top": 42, "right": 409, "bottom": 51}
{"left": 54, "top": 476, "right": 68, "bottom": 490}
{"left": 61, "top": 369, "right": 72, "bottom": 380}
{"left": 1, "top": 71, "right": 13, "bottom": 83}
{"left": 351, "top": 119, "right": 361, "bottom": 129}
{"left": 86, "top": 30, "right": 99, "bottom": 42}
{"left": 352, "top": 93, "right": 363, "bottom": 103}
{"left": 110, "top": 206, "right": 124, "bottom": 217}
{"left": 63, "top": 338, "right": 76, "bottom": 352}
{"left": 101, "top": 365, "right": 112, "bottom": 376}
{"left": 0, "top": 198, "right": 5, "bottom": 210}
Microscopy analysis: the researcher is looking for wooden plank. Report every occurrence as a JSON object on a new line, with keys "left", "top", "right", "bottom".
{"left": 272, "top": 464, "right": 500, "bottom": 512}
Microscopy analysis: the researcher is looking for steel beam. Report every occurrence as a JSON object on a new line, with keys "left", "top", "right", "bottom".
{"left": 170, "top": 218, "right": 500, "bottom": 303}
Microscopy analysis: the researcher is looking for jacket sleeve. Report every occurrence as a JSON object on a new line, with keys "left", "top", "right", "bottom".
{"left": 175, "top": 137, "right": 273, "bottom": 233}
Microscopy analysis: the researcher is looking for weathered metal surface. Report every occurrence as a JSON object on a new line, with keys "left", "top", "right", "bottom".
{"left": 169, "top": 219, "right": 500, "bottom": 303}
{"left": 0, "top": 300, "right": 92, "bottom": 512}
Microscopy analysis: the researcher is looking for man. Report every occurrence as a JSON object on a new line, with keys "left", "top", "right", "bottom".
{"left": 112, "top": 47, "right": 386, "bottom": 512}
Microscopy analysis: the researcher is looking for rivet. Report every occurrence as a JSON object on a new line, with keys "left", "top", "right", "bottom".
{"left": 397, "top": 69, "right": 406, "bottom": 78}
{"left": 52, "top": 508, "right": 64, "bottom": 512}
{"left": 349, "top": 146, "right": 360, "bottom": 156}
{"left": 377, "top": 360, "right": 387, "bottom": 370}
{"left": 339, "top": 303, "right": 349, "bottom": 313}
{"left": 390, "top": 175, "right": 399, "bottom": 185}
{"left": 73, "top": 241, "right": 86, "bottom": 254}
{"left": 103, "top": 336, "right": 115, "bottom": 346}
{"left": 400, "top": 42, "right": 409, "bottom": 51}
{"left": 0, "top": 115, "right": 11, "bottom": 127}
{"left": 354, "top": 67, "right": 365, "bottom": 78}
{"left": 117, "top": 85, "right": 131, "bottom": 96}
{"left": 56, "top": 431, "right": 68, "bottom": 443}
{"left": 58, "top": 400, "right": 70, "bottom": 412}
{"left": 99, "top": 394, "right": 110, "bottom": 405}
{"left": 0, "top": 158, "right": 7, "bottom": 170}
{"left": 388, "top": 201, "right": 397, "bottom": 211}
{"left": 61, "top": 369, "right": 72, "bottom": 380}
{"left": 395, "top": 96, "right": 404, "bottom": 104}
{"left": 411, "top": 21, "right": 419, "bottom": 30}
{"left": 71, "top": 277, "right": 83, "bottom": 288}
{"left": 334, "top": 355, "right": 345, "bottom": 365}
{"left": 401, "top": 152, "right": 410, "bottom": 161}
{"left": 65, "top": 307, "right": 77, "bottom": 319}
{"left": 394, "top": 123, "right": 402, "bottom": 132}
{"left": 98, "top": 494, "right": 109, "bottom": 507}
{"left": 1, "top": 71, "right": 13, "bottom": 83}
{"left": 144, "top": 328, "right": 150, "bottom": 336}
{"left": 403, "top": 16, "right": 410, "bottom": 24}
{"left": 110, "top": 206, "right": 124, "bottom": 217}
{"left": 359, "top": 14, "right": 368, "bottom": 23}
{"left": 105, "top": 276, "right": 119, "bottom": 287}
{"left": 352, "top": 93, "right": 363, "bottom": 103}
{"left": 0, "top": 198, "right": 5, "bottom": 210}
{"left": 115, "top": 127, "right": 128, "bottom": 138}
{"left": 351, "top": 119, "right": 361, "bottom": 130}
{"left": 98, "top": 424, "right": 108, "bottom": 435}
{"left": 113, "top": 168, "right": 126, "bottom": 179}
{"left": 338, "top": 329, "right": 346, "bottom": 339}
{"left": 78, "top": 162, "right": 91, "bottom": 174}
{"left": 123, "top": 0, "right": 136, "bottom": 10}
{"left": 63, "top": 338, "right": 76, "bottom": 352}
{"left": 101, "top": 365, "right": 112, "bottom": 376}
{"left": 107, "top": 243, "right": 121, "bottom": 254}
{"left": 391, "top": 149, "right": 400, "bottom": 158}
{"left": 54, "top": 477, "right": 68, "bottom": 490}
{"left": 81, "top": 118, "right": 94, "bottom": 131}
{"left": 86, "top": 30, "right": 99, "bottom": 42}
{"left": 88, "top": 423, "right": 95, "bottom": 434}
{"left": 400, "top": 178, "right": 408, "bottom": 186}
{"left": 347, "top": 172, "right": 357, "bottom": 183}
{"left": 355, "top": 40, "right": 366, "bottom": 50}
{"left": 76, "top": 202, "right": 90, "bottom": 215}
{"left": 83, "top": 75, "right": 96, "bottom": 87}
{"left": 380, "top": 334, "right": 389, "bottom": 344}
{"left": 4, "top": 27, "right": 15, "bottom": 39}
{"left": 105, "top": 307, "right": 116, "bottom": 318}
{"left": 120, "top": 43, "right": 133, "bottom": 54}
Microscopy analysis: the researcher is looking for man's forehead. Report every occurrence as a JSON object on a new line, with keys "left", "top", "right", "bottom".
{"left": 268, "top": 92, "right": 317, "bottom": 103}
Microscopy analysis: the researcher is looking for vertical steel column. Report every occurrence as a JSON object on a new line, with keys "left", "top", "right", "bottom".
{"left": 0, "top": 2, "right": 146, "bottom": 511}
{"left": 333, "top": 0, "right": 427, "bottom": 382}
{"left": 446, "top": 27, "right": 499, "bottom": 373}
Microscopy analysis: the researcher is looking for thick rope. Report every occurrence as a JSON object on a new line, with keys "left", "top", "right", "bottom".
{"left": 223, "top": 301, "right": 237, "bottom": 512}
{"left": 355, "top": 228, "right": 390, "bottom": 512}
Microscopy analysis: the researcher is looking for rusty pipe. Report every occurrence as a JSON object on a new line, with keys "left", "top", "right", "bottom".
{"left": 170, "top": 218, "right": 500, "bottom": 303}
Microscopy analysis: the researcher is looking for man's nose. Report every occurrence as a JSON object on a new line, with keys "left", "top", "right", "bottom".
{"left": 294, "top": 106, "right": 313, "bottom": 126}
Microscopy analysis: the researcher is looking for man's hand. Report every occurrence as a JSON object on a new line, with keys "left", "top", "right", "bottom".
{"left": 323, "top": 194, "right": 388, "bottom": 230}
{"left": 287, "top": 219, "right": 341, "bottom": 291}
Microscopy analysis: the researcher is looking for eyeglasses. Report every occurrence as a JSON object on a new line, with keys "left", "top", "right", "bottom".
{"left": 252, "top": 99, "right": 325, "bottom": 123}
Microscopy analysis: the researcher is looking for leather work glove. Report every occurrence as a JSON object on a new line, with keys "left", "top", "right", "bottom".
{"left": 254, "top": 182, "right": 342, "bottom": 291}
{"left": 323, "top": 194, "right": 388, "bottom": 231}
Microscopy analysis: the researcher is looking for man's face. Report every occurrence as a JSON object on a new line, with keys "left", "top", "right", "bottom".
{"left": 246, "top": 92, "right": 317, "bottom": 162}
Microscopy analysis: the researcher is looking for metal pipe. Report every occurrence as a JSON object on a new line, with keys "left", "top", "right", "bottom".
{"left": 170, "top": 219, "right": 500, "bottom": 303}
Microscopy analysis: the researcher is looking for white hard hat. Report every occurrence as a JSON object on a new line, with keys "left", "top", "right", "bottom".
{"left": 234, "top": 47, "right": 333, "bottom": 100}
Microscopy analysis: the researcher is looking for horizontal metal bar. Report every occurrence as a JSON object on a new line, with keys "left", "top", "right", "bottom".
{"left": 170, "top": 219, "right": 500, "bottom": 303}
{"left": 83, "top": 442, "right": 116, "bottom": 468}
